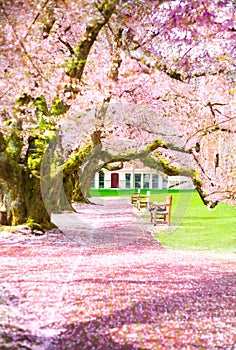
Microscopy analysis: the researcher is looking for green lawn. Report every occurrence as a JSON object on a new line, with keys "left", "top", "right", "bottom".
{"left": 91, "top": 189, "right": 236, "bottom": 254}
{"left": 156, "top": 191, "right": 236, "bottom": 253}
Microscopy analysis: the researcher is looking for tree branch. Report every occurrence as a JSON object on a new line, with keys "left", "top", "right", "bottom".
{"left": 185, "top": 116, "right": 236, "bottom": 147}
{"left": 109, "top": 28, "right": 123, "bottom": 81}
{"left": 58, "top": 37, "right": 75, "bottom": 55}
{"left": 103, "top": 162, "right": 124, "bottom": 171}
{"left": 24, "top": 0, "right": 51, "bottom": 38}
{"left": 65, "top": 0, "right": 119, "bottom": 80}
{"left": 0, "top": 3, "right": 45, "bottom": 79}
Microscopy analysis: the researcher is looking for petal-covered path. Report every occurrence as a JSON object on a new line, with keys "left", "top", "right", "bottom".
{"left": 0, "top": 198, "right": 235, "bottom": 349}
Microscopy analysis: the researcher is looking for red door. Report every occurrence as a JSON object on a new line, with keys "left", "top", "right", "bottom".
{"left": 111, "top": 173, "right": 119, "bottom": 188}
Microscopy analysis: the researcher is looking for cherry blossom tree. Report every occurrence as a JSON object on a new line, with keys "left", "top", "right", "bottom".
{"left": 0, "top": 0, "right": 235, "bottom": 229}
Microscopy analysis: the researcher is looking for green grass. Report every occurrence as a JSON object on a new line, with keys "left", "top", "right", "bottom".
{"left": 90, "top": 189, "right": 236, "bottom": 254}
{"left": 156, "top": 191, "right": 236, "bottom": 253}
{"left": 90, "top": 188, "right": 150, "bottom": 197}
{"left": 90, "top": 188, "right": 180, "bottom": 198}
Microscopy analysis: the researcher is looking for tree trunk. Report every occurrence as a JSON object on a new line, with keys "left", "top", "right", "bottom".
{"left": 79, "top": 156, "right": 101, "bottom": 199}
{"left": 0, "top": 130, "right": 54, "bottom": 231}
{"left": 0, "top": 153, "right": 52, "bottom": 230}
{"left": 23, "top": 171, "right": 52, "bottom": 230}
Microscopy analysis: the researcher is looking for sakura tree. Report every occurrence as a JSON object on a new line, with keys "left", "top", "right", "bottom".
{"left": 0, "top": 0, "right": 235, "bottom": 229}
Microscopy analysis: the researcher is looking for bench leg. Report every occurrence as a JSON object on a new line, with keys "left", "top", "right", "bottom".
{"left": 150, "top": 212, "right": 153, "bottom": 223}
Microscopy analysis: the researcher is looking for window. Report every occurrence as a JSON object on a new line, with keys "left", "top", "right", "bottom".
{"left": 143, "top": 173, "right": 150, "bottom": 188}
{"left": 152, "top": 174, "right": 159, "bottom": 189}
{"left": 214, "top": 153, "right": 220, "bottom": 174}
{"left": 163, "top": 178, "right": 168, "bottom": 189}
{"left": 214, "top": 153, "right": 219, "bottom": 167}
{"left": 134, "top": 174, "right": 141, "bottom": 188}
{"left": 99, "top": 173, "right": 104, "bottom": 188}
{"left": 125, "top": 173, "right": 131, "bottom": 188}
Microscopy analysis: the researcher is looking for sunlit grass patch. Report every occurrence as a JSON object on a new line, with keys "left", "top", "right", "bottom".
{"left": 156, "top": 192, "right": 236, "bottom": 253}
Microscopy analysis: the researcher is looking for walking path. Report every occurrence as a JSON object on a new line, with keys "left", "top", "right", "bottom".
{"left": 52, "top": 197, "right": 159, "bottom": 248}
{"left": 0, "top": 198, "right": 235, "bottom": 349}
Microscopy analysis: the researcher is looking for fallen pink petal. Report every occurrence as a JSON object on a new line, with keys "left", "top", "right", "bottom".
{"left": 0, "top": 199, "right": 235, "bottom": 349}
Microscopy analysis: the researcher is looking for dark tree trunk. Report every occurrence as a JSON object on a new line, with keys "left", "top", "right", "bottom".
{"left": 0, "top": 130, "right": 54, "bottom": 231}
{"left": 0, "top": 154, "right": 52, "bottom": 230}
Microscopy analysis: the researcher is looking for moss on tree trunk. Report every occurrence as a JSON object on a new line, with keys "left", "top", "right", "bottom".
{"left": 0, "top": 130, "right": 55, "bottom": 231}
{"left": 0, "top": 158, "right": 52, "bottom": 230}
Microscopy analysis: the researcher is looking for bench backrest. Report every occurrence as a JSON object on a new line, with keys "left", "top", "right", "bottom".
{"left": 131, "top": 191, "right": 150, "bottom": 208}
{"left": 165, "top": 195, "right": 172, "bottom": 208}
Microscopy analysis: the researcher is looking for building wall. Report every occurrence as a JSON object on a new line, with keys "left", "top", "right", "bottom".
{"left": 91, "top": 161, "right": 193, "bottom": 190}
{"left": 168, "top": 176, "right": 194, "bottom": 190}
{"left": 201, "top": 131, "right": 236, "bottom": 178}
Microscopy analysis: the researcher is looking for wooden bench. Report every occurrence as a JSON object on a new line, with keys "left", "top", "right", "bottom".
{"left": 149, "top": 195, "right": 172, "bottom": 226}
{"left": 137, "top": 191, "right": 150, "bottom": 210}
{"left": 131, "top": 192, "right": 140, "bottom": 205}
{"left": 131, "top": 191, "right": 150, "bottom": 210}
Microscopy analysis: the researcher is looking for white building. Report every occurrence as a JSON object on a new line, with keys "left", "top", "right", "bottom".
{"left": 91, "top": 161, "right": 193, "bottom": 190}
